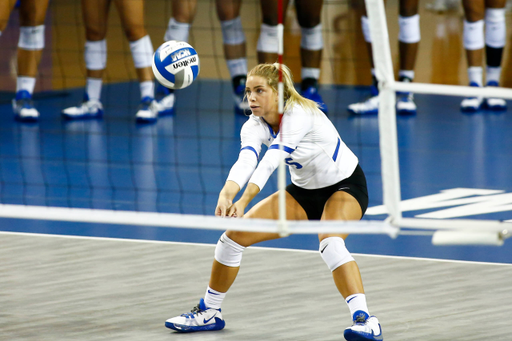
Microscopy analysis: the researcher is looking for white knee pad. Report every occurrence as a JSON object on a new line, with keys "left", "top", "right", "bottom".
{"left": 214, "top": 232, "right": 246, "bottom": 267}
{"left": 130, "top": 35, "right": 154, "bottom": 69}
{"left": 301, "top": 24, "right": 323, "bottom": 51}
{"left": 463, "top": 19, "right": 484, "bottom": 50}
{"left": 164, "top": 17, "right": 190, "bottom": 42}
{"left": 257, "top": 23, "right": 278, "bottom": 53}
{"left": 221, "top": 17, "right": 246, "bottom": 45}
{"left": 485, "top": 8, "right": 505, "bottom": 48}
{"left": 361, "top": 16, "right": 371, "bottom": 43}
{"left": 399, "top": 14, "right": 420, "bottom": 44}
{"left": 18, "top": 25, "right": 45, "bottom": 50}
{"left": 85, "top": 39, "right": 107, "bottom": 70}
{"left": 320, "top": 237, "right": 354, "bottom": 272}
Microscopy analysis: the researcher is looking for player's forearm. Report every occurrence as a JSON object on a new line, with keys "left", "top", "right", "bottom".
{"left": 237, "top": 183, "right": 261, "bottom": 208}
{"left": 218, "top": 180, "right": 240, "bottom": 202}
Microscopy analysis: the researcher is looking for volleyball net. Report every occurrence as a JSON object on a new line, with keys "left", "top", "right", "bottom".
{"left": 0, "top": 0, "right": 511, "bottom": 246}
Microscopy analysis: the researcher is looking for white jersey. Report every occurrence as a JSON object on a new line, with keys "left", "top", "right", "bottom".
{"left": 227, "top": 104, "right": 359, "bottom": 190}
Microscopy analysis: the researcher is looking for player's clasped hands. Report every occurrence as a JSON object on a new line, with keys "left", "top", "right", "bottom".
{"left": 215, "top": 198, "right": 245, "bottom": 218}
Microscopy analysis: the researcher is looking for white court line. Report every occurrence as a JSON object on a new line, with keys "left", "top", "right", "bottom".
{"left": 1, "top": 230, "right": 511, "bottom": 267}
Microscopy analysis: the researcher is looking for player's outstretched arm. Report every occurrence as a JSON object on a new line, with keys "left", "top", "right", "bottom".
{"left": 228, "top": 183, "right": 261, "bottom": 218}
{"left": 215, "top": 180, "right": 241, "bottom": 217}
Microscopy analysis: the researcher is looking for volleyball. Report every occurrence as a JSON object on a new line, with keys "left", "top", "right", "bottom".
{"left": 152, "top": 40, "right": 200, "bottom": 90}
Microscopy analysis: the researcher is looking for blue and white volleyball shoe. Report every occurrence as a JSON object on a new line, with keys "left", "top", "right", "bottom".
{"left": 396, "top": 76, "right": 416, "bottom": 115}
{"left": 396, "top": 92, "right": 417, "bottom": 115}
{"left": 62, "top": 94, "right": 103, "bottom": 120}
{"left": 302, "top": 85, "right": 328, "bottom": 114}
{"left": 460, "top": 82, "right": 484, "bottom": 112}
{"left": 344, "top": 310, "right": 383, "bottom": 341}
{"left": 347, "top": 95, "right": 379, "bottom": 115}
{"left": 233, "top": 89, "right": 250, "bottom": 116}
{"left": 12, "top": 90, "right": 39, "bottom": 121}
{"left": 135, "top": 96, "right": 159, "bottom": 123}
{"left": 485, "top": 81, "right": 507, "bottom": 111}
{"left": 347, "top": 84, "right": 379, "bottom": 115}
{"left": 232, "top": 76, "right": 250, "bottom": 116}
{"left": 165, "top": 298, "right": 225, "bottom": 332}
{"left": 155, "top": 84, "right": 175, "bottom": 116}
{"left": 157, "top": 92, "right": 175, "bottom": 116}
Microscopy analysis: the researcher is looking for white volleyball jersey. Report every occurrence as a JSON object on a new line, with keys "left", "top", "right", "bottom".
{"left": 227, "top": 104, "right": 359, "bottom": 191}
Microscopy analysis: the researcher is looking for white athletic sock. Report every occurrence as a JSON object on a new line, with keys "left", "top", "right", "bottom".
{"left": 16, "top": 76, "right": 36, "bottom": 94}
{"left": 302, "top": 67, "right": 320, "bottom": 80}
{"left": 86, "top": 78, "right": 102, "bottom": 101}
{"left": 467, "top": 66, "right": 483, "bottom": 86}
{"left": 226, "top": 58, "right": 247, "bottom": 79}
{"left": 399, "top": 70, "right": 415, "bottom": 81}
{"left": 204, "top": 286, "right": 226, "bottom": 310}
{"left": 345, "top": 293, "right": 369, "bottom": 317}
{"left": 486, "top": 66, "right": 501, "bottom": 85}
{"left": 140, "top": 81, "right": 154, "bottom": 99}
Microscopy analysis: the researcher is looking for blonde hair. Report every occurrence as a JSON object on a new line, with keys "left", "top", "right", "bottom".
{"left": 247, "top": 63, "right": 321, "bottom": 114}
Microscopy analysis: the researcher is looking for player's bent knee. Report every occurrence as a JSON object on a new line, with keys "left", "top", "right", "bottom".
{"left": 215, "top": 232, "right": 246, "bottom": 267}
{"left": 301, "top": 24, "right": 323, "bottom": 51}
{"left": 485, "top": 8, "right": 505, "bottom": 48}
{"left": 463, "top": 20, "right": 484, "bottom": 50}
{"left": 319, "top": 237, "right": 354, "bottom": 272}
{"left": 165, "top": 18, "right": 190, "bottom": 42}
{"left": 221, "top": 17, "right": 245, "bottom": 45}
{"left": 257, "top": 24, "right": 278, "bottom": 53}
{"left": 18, "top": 25, "right": 45, "bottom": 50}
{"left": 129, "top": 35, "right": 153, "bottom": 69}
{"left": 398, "top": 14, "right": 420, "bottom": 44}
{"left": 85, "top": 39, "right": 107, "bottom": 70}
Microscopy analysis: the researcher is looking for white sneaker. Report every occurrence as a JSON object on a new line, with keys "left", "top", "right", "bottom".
{"left": 396, "top": 93, "right": 417, "bottom": 115}
{"left": 12, "top": 90, "right": 39, "bottom": 121}
{"left": 62, "top": 98, "right": 103, "bottom": 119}
{"left": 344, "top": 310, "right": 383, "bottom": 341}
{"left": 157, "top": 92, "right": 175, "bottom": 116}
{"left": 460, "top": 82, "right": 484, "bottom": 112}
{"left": 486, "top": 97, "right": 506, "bottom": 111}
{"left": 485, "top": 81, "right": 507, "bottom": 111}
{"left": 165, "top": 298, "right": 225, "bottom": 332}
{"left": 347, "top": 96, "right": 379, "bottom": 115}
{"left": 135, "top": 96, "right": 159, "bottom": 123}
{"left": 461, "top": 97, "right": 484, "bottom": 112}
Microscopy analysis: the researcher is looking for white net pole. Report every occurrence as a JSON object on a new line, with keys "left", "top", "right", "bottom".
{"left": 364, "top": 0, "right": 402, "bottom": 224}
{"left": 276, "top": 0, "right": 288, "bottom": 236}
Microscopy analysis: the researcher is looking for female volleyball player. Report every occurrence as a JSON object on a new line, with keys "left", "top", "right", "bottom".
{"left": 348, "top": 0, "right": 419, "bottom": 116}
{"left": 1, "top": 0, "right": 50, "bottom": 121}
{"left": 61, "top": 0, "right": 173, "bottom": 123}
{"left": 165, "top": 63, "right": 383, "bottom": 341}
{"left": 163, "top": 0, "right": 249, "bottom": 115}
{"left": 258, "top": 0, "right": 328, "bottom": 114}
{"left": 460, "top": 0, "right": 507, "bottom": 112}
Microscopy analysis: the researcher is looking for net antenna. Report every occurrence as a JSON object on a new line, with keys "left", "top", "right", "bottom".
{"left": 365, "top": 0, "right": 512, "bottom": 245}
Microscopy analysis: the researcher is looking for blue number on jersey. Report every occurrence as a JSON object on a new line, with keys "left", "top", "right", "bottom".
{"left": 285, "top": 157, "right": 303, "bottom": 169}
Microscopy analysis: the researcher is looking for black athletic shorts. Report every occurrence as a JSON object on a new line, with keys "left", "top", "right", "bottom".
{"left": 285, "top": 164, "right": 368, "bottom": 220}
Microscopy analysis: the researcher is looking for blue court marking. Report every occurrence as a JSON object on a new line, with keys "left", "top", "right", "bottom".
{"left": 0, "top": 80, "right": 511, "bottom": 263}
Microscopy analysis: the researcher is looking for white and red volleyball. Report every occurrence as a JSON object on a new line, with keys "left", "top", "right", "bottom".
{"left": 152, "top": 40, "right": 200, "bottom": 90}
